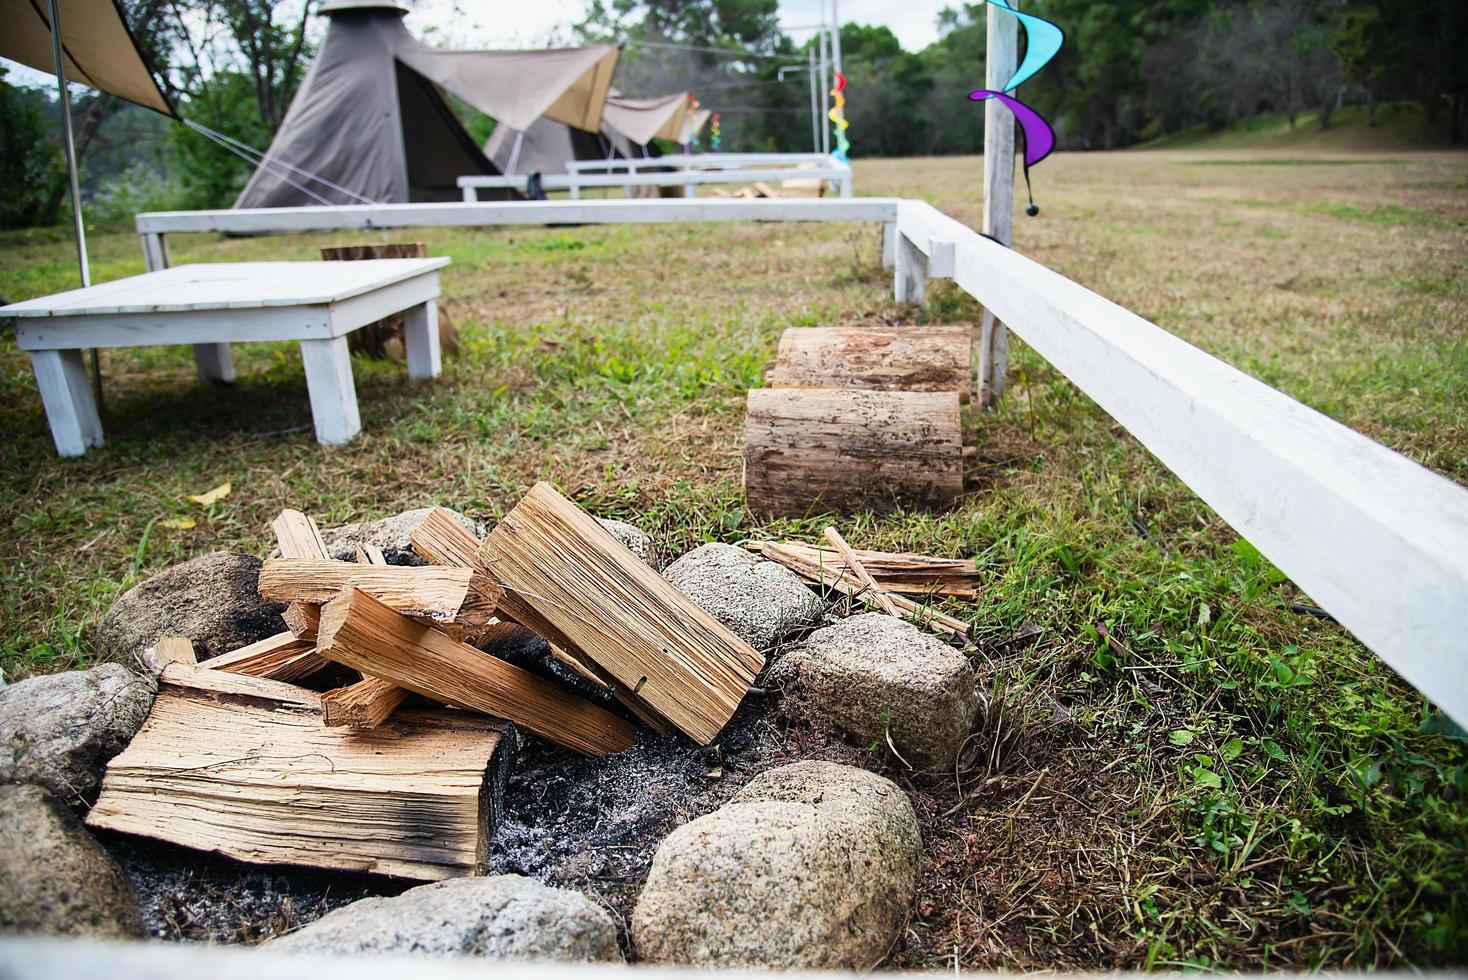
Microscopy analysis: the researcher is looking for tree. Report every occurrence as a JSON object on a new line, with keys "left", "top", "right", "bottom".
{"left": 0, "top": 67, "right": 65, "bottom": 229}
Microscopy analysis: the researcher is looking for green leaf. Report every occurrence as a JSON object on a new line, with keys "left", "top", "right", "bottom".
{"left": 1170, "top": 729, "right": 1195, "bottom": 746}
{"left": 1221, "top": 737, "right": 1244, "bottom": 761}
{"left": 1193, "top": 767, "right": 1223, "bottom": 790}
{"left": 1263, "top": 739, "right": 1287, "bottom": 761}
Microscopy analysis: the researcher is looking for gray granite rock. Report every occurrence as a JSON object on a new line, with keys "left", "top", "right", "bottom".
{"left": 93, "top": 552, "right": 285, "bottom": 665}
{"left": 632, "top": 760, "right": 921, "bottom": 969}
{"left": 0, "top": 783, "right": 144, "bottom": 938}
{"left": 770, "top": 612, "right": 979, "bottom": 769}
{"left": 270, "top": 875, "right": 621, "bottom": 961}
{"left": 317, "top": 507, "right": 482, "bottom": 565}
{"left": 596, "top": 517, "right": 662, "bottom": 570}
{"left": 663, "top": 543, "right": 822, "bottom": 650}
{"left": 0, "top": 664, "right": 154, "bottom": 806}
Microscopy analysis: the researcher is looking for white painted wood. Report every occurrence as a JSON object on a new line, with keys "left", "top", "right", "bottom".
{"left": 135, "top": 199, "right": 900, "bottom": 237}
{"left": 893, "top": 232, "right": 927, "bottom": 305}
{"left": 928, "top": 239, "right": 956, "bottom": 279}
{"left": 568, "top": 152, "right": 837, "bottom": 173}
{"left": 2, "top": 260, "right": 449, "bottom": 317}
{"left": 15, "top": 307, "right": 335, "bottom": 350}
{"left": 30, "top": 349, "right": 102, "bottom": 457}
{"left": 881, "top": 221, "right": 896, "bottom": 270}
{"left": 326, "top": 274, "right": 441, "bottom": 337}
{"left": 192, "top": 343, "right": 236, "bottom": 383}
{"left": 921, "top": 201, "right": 1468, "bottom": 726}
{"left": 980, "top": 0, "right": 1018, "bottom": 407}
{"left": 458, "top": 165, "right": 852, "bottom": 197}
{"left": 299, "top": 337, "right": 361, "bottom": 446}
{"left": 141, "top": 232, "right": 169, "bottom": 272}
{"left": 403, "top": 300, "right": 441, "bottom": 381}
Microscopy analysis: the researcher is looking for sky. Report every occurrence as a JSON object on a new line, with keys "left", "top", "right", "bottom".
{"left": 408, "top": 0, "right": 952, "bottom": 52}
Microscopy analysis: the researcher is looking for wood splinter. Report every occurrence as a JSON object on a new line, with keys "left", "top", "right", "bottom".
{"left": 823, "top": 526, "right": 900, "bottom": 618}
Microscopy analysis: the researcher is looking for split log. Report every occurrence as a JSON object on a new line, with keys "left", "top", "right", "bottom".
{"left": 823, "top": 527, "right": 899, "bottom": 617}
{"left": 322, "top": 676, "right": 409, "bottom": 729}
{"left": 204, "top": 630, "right": 330, "bottom": 681}
{"left": 86, "top": 663, "right": 514, "bottom": 881}
{"left": 766, "top": 325, "right": 973, "bottom": 402}
{"left": 478, "top": 482, "right": 764, "bottom": 745}
{"left": 317, "top": 587, "right": 635, "bottom": 756}
{"left": 411, "top": 507, "right": 615, "bottom": 693}
{"left": 743, "top": 388, "right": 964, "bottom": 517}
{"left": 272, "top": 508, "right": 331, "bottom": 656}
{"left": 141, "top": 635, "right": 196, "bottom": 674}
{"left": 257, "top": 558, "right": 501, "bottom": 631}
{"left": 754, "top": 541, "right": 982, "bottom": 598}
{"left": 319, "top": 543, "right": 408, "bottom": 729}
{"left": 758, "top": 543, "right": 973, "bottom": 639}
{"left": 282, "top": 602, "right": 321, "bottom": 640}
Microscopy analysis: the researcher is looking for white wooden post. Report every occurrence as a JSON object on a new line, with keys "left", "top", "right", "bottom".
{"left": 192, "top": 343, "right": 236, "bottom": 383}
{"left": 141, "top": 232, "right": 170, "bottom": 271}
{"left": 30, "top": 349, "right": 103, "bottom": 457}
{"left": 462, "top": 186, "right": 476, "bottom": 203}
{"left": 881, "top": 221, "right": 897, "bottom": 270}
{"left": 978, "top": 0, "right": 1018, "bottom": 407}
{"left": 403, "top": 299, "right": 442, "bottom": 381}
{"left": 893, "top": 232, "right": 927, "bottom": 305}
{"left": 299, "top": 337, "right": 361, "bottom": 446}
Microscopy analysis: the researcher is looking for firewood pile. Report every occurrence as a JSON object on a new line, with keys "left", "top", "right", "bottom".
{"left": 86, "top": 482, "right": 763, "bottom": 882}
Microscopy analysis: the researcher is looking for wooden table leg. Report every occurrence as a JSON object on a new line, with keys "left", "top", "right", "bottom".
{"left": 193, "top": 343, "right": 236, "bottom": 383}
{"left": 30, "top": 349, "right": 103, "bottom": 457}
{"left": 300, "top": 337, "right": 360, "bottom": 446}
{"left": 403, "top": 300, "right": 442, "bottom": 381}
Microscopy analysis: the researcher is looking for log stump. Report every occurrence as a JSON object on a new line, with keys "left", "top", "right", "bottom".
{"left": 743, "top": 388, "right": 964, "bottom": 517}
{"left": 766, "top": 325, "right": 973, "bottom": 402}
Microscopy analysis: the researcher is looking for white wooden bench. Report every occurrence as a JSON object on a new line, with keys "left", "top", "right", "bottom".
{"left": 1, "top": 258, "right": 449, "bottom": 456}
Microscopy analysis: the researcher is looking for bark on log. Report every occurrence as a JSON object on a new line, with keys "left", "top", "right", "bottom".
{"left": 766, "top": 325, "right": 973, "bottom": 402}
{"left": 86, "top": 663, "right": 515, "bottom": 881}
{"left": 743, "top": 388, "right": 964, "bottom": 517}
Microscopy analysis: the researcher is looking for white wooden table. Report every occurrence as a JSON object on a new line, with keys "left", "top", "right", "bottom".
{"left": 1, "top": 258, "right": 450, "bottom": 456}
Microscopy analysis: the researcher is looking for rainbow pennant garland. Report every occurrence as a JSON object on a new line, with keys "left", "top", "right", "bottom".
{"left": 710, "top": 112, "right": 721, "bottom": 152}
{"left": 828, "top": 71, "right": 850, "bottom": 161}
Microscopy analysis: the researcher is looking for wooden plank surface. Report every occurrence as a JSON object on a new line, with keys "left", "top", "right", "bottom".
{"left": 743, "top": 388, "right": 964, "bottom": 517}
{"left": 766, "top": 325, "right": 972, "bottom": 401}
{"left": 317, "top": 587, "right": 635, "bottom": 757}
{"left": 204, "top": 631, "right": 329, "bottom": 682}
{"left": 0, "top": 259, "right": 450, "bottom": 317}
{"left": 86, "top": 663, "right": 514, "bottom": 881}
{"left": 478, "top": 483, "right": 763, "bottom": 745}
{"left": 258, "top": 557, "right": 500, "bottom": 626}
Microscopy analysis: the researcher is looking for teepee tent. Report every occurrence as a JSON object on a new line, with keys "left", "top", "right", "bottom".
{"left": 485, "top": 91, "right": 690, "bottom": 176}
{"left": 236, "top": 0, "right": 618, "bottom": 208}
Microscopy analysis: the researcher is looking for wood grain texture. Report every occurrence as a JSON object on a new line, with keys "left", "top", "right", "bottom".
{"left": 478, "top": 482, "right": 763, "bottom": 745}
{"left": 767, "top": 325, "right": 973, "bottom": 402}
{"left": 85, "top": 663, "right": 514, "bottom": 881}
{"left": 317, "top": 587, "right": 635, "bottom": 756}
{"left": 758, "top": 543, "right": 972, "bottom": 638}
{"left": 743, "top": 388, "right": 964, "bottom": 517}
{"left": 204, "top": 630, "right": 330, "bottom": 681}
{"left": 321, "top": 676, "right": 409, "bottom": 729}
{"left": 271, "top": 509, "right": 330, "bottom": 560}
{"left": 752, "top": 541, "right": 981, "bottom": 598}
{"left": 258, "top": 558, "right": 501, "bottom": 630}
{"left": 142, "top": 635, "right": 196, "bottom": 674}
{"left": 823, "top": 527, "right": 899, "bottom": 617}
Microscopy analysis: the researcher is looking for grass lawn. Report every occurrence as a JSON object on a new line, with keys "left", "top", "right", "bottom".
{"left": 2, "top": 148, "right": 1466, "bottom": 969}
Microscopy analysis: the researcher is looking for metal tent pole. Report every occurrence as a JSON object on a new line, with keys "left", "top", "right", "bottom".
{"left": 808, "top": 47, "right": 820, "bottom": 153}
{"left": 46, "top": 0, "right": 102, "bottom": 410}
{"left": 817, "top": 22, "right": 831, "bottom": 155}
{"left": 505, "top": 131, "right": 525, "bottom": 176}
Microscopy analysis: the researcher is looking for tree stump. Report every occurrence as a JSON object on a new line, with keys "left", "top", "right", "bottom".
{"left": 320, "top": 242, "right": 458, "bottom": 358}
{"left": 766, "top": 325, "right": 973, "bottom": 403}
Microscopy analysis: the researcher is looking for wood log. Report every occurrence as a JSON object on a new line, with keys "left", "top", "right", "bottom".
{"left": 824, "top": 527, "right": 899, "bottom": 617}
{"left": 411, "top": 507, "right": 615, "bottom": 693}
{"left": 752, "top": 541, "right": 982, "bottom": 598}
{"left": 204, "top": 630, "right": 330, "bottom": 681}
{"left": 258, "top": 558, "right": 501, "bottom": 630}
{"left": 756, "top": 543, "right": 973, "bottom": 638}
{"left": 743, "top": 388, "right": 964, "bottom": 517}
{"left": 272, "top": 508, "right": 331, "bottom": 657}
{"left": 141, "top": 635, "right": 196, "bottom": 674}
{"left": 317, "top": 587, "right": 635, "bottom": 756}
{"left": 479, "top": 482, "right": 764, "bottom": 745}
{"left": 766, "top": 325, "right": 973, "bottom": 402}
{"left": 320, "top": 543, "right": 408, "bottom": 728}
{"left": 86, "top": 663, "right": 514, "bottom": 881}
{"left": 322, "top": 677, "right": 409, "bottom": 729}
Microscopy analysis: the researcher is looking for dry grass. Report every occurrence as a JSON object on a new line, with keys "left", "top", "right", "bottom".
{"left": 1, "top": 148, "right": 1466, "bottom": 969}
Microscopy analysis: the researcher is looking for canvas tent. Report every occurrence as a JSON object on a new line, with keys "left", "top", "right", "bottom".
{"left": 236, "top": 0, "right": 619, "bottom": 208}
{"left": 485, "top": 91, "right": 691, "bottom": 176}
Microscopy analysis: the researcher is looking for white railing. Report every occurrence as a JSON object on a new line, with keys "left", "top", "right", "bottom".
{"left": 131, "top": 196, "right": 1468, "bottom": 725}
{"left": 566, "top": 152, "right": 841, "bottom": 173}
{"left": 457, "top": 161, "right": 853, "bottom": 201}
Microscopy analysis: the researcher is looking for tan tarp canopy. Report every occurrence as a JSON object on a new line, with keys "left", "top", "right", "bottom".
{"left": 236, "top": 2, "right": 620, "bottom": 207}
{"left": 602, "top": 92, "right": 691, "bottom": 146}
{"left": 0, "top": 0, "right": 172, "bottom": 114}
